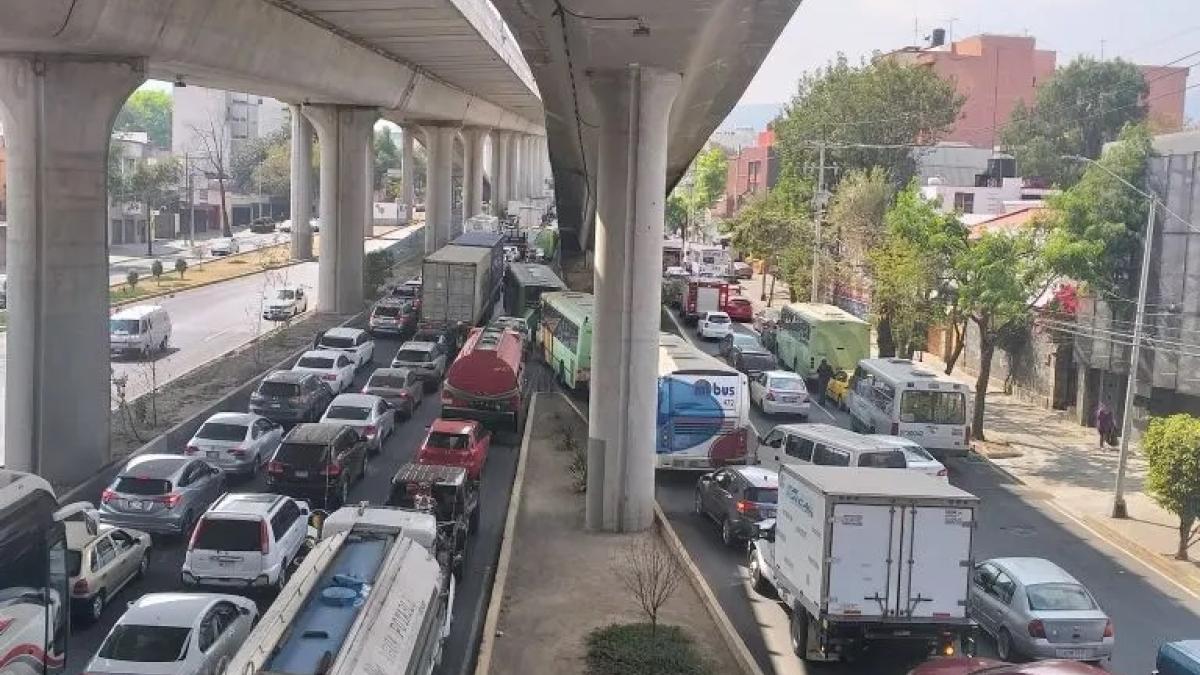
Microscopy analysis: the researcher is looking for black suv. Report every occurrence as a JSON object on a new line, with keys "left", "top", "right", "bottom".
{"left": 249, "top": 371, "right": 335, "bottom": 424}
{"left": 265, "top": 423, "right": 368, "bottom": 508}
{"left": 730, "top": 347, "right": 778, "bottom": 377}
{"left": 694, "top": 466, "right": 779, "bottom": 547}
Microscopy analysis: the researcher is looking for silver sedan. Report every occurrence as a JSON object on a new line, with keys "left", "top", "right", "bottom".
{"left": 185, "top": 412, "right": 284, "bottom": 478}
{"left": 968, "top": 557, "right": 1113, "bottom": 664}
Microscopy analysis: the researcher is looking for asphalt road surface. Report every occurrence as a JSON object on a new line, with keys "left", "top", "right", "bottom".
{"left": 64, "top": 328, "right": 521, "bottom": 675}
{"left": 654, "top": 306, "right": 1200, "bottom": 675}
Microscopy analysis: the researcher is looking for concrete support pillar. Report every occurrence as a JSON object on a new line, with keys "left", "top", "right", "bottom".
{"left": 463, "top": 127, "right": 489, "bottom": 219}
{"left": 421, "top": 124, "right": 457, "bottom": 252}
{"left": 0, "top": 55, "right": 144, "bottom": 483}
{"left": 365, "top": 124, "right": 375, "bottom": 238}
{"left": 303, "top": 104, "right": 377, "bottom": 313}
{"left": 505, "top": 132, "right": 522, "bottom": 206}
{"left": 289, "top": 105, "right": 315, "bottom": 259}
{"left": 491, "top": 130, "right": 512, "bottom": 216}
{"left": 585, "top": 65, "right": 682, "bottom": 533}
{"left": 402, "top": 128, "right": 416, "bottom": 224}
{"left": 526, "top": 135, "right": 537, "bottom": 197}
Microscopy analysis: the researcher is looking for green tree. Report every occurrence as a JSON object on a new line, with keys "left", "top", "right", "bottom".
{"left": 826, "top": 168, "right": 894, "bottom": 347}
{"left": 1001, "top": 57, "right": 1147, "bottom": 186}
{"left": 114, "top": 90, "right": 172, "bottom": 149}
{"left": 253, "top": 143, "right": 292, "bottom": 199}
{"left": 374, "top": 129, "right": 402, "bottom": 191}
{"left": 150, "top": 260, "right": 164, "bottom": 283}
{"left": 1142, "top": 414, "right": 1200, "bottom": 560}
{"left": 231, "top": 128, "right": 289, "bottom": 194}
{"left": 773, "top": 56, "right": 963, "bottom": 187}
{"left": 116, "top": 156, "right": 182, "bottom": 254}
{"left": 665, "top": 193, "right": 688, "bottom": 234}
{"left": 174, "top": 258, "right": 188, "bottom": 279}
{"left": 690, "top": 146, "right": 728, "bottom": 211}
{"left": 722, "top": 182, "right": 811, "bottom": 303}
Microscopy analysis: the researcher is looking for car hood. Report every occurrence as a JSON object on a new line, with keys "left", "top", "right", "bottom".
{"left": 265, "top": 301, "right": 294, "bottom": 309}
{"left": 83, "top": 656, "right": 186, "bottom": 674}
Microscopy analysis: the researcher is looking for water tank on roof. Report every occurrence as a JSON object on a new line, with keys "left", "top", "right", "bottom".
{"left": 930, "top": 28, "right": 946, "bottom": 47}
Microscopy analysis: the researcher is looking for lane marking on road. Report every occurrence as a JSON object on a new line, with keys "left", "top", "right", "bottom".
{"left": 202, "top": 327, "right": 235, "bottom": 343}
{"left": 810, "top": 400, "right": 837, "bottom": 422}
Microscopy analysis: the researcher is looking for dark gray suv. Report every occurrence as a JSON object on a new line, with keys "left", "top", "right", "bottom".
{"left": 249, "top": 371, "right": 334, "bottom": 425}
{"left": 694, "top": 466, "right": 779, "bottom": 547}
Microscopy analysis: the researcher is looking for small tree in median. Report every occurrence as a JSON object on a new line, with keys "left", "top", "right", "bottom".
{"left": 614, "top": 536, "right": 683, "bottom": 636}
{"left": 150, "top": 260, "right": 164, "bottom": 284}
{"left": 174, "top": 258, "right": 188, "bottom": 279}
{"left": 126, "top": 270, "right": 139, "bottom": 290}
{"left": 1142, "top": 414, "right": 1200, "bottom": 561}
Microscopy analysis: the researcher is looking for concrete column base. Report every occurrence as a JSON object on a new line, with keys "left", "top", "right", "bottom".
{"left": 0, "top": 55, "right": 145, "bottom": 483}
{"left": 421, "top": 124, "right": 458, "bottom": 252}
{"left": 303, "top": 104, "right": 377, "bottom": 313}
{"left": 289, "top": 104, "right": 315, "bottom": 260}
{"left": 463, "top": 127, "right": 489, "bottom": 220}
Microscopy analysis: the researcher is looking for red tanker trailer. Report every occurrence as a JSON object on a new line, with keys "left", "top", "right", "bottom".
{"left": 441, "top": 325, "right": 528, "bottom": 438}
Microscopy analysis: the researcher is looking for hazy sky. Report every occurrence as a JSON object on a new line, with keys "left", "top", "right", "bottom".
{"left": 739, "top": 0, "right": 1200, "bottom": 119}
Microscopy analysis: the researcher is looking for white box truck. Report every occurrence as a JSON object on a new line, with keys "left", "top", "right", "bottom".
{"left": 421, "top": 244, "right": 498, "bottom": 328}
{"left": 750, "top": 464, "right": 978, "bottom": 662}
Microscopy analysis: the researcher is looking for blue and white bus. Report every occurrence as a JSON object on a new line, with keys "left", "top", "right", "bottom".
{"left": 656, "top": 333, "right": 752, "bottom": 470}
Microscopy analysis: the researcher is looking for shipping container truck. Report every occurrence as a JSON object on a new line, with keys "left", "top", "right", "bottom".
{"left": 452, "top": 232, "right": 507, "bottom": 304}
{"left": 421, "top": 244, "right": 499, "bottom": 329}
{"left": 750, "top": 464, "right": 978, "bottom": 663}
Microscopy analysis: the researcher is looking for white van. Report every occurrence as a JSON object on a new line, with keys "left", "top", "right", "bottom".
{"left": 756, "top": 423, "right": 906, "bottom": 472}
{"left": 109, "top": 305, "right": 172, "bottom": 359}
{"left": 846, "top": 358, "right": 972, "bottom": 458}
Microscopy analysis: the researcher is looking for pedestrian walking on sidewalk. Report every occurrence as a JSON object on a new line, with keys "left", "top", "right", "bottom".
{"left": 817, "top": 358, "right": 834, "bottom": 406}
{"left": 1095, "top": 401, "right": 1116, "bottom": 449}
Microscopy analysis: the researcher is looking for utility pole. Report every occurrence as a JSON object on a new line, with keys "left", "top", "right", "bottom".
{"left": 1113, "top": 197, "right": 1157, "bottom": 519}
{"left": 811, "top": 142, "right": 827, "bottom": 303}
{"left": 185, "top": 153, "right": 195, "bottom": 246}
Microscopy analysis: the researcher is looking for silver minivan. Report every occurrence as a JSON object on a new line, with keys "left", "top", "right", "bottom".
{"left": 756, "top": 423, "right": 906, "bottom": 472}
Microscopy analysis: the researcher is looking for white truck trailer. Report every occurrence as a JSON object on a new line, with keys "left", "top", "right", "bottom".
{"left": 750, "top": 464, "right": 978, "bottom": 662}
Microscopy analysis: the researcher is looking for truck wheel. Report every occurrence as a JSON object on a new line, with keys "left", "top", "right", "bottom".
{"left": 790, "top": 608, "right": 810, "bottom": 660}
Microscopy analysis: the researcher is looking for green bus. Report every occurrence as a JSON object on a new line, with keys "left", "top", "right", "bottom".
{"left": 774, "top": 302, "right": 870, "bottom": 379}
{"left": 503, "top": 263, "right": 567, "bottom": 333}
{"left": 539, "top": 291, "right": 594, "bottom": 390}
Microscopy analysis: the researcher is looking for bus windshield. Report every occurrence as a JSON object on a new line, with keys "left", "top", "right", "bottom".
{"left": 900, "top": 390, "right": 967, "bottom": 425}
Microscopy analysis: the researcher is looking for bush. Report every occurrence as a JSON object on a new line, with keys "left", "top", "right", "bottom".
{"left": 150, "top": 260, "right": 164, "bottom": 281}
{"left": 174, "top": 258, "right": 188, "bottom": 278}
{"left": 586, "top": 623, "right": 709, "bottom": 675}
{"left": 126, "top": 270, "right": 139, "bottom": 289}
{"left": 363, "top": 249, "right": 395, "bottom": 299}
{"left": 568, "top": 444, "right": 587, "bottom": 493}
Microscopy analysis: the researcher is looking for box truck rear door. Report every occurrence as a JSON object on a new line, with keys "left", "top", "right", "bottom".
{"left": 826, "top": 503, "right": 899, "bottom": 618}
{"left": 898, "top": 505, "right": 973, "bottom": 620}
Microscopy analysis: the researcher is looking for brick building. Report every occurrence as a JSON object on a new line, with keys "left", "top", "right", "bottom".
{"left": 721, "top": 129, "right": 778, "bottom": 217}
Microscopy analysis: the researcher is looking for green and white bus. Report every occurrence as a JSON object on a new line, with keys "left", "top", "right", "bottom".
{"left": 502, "top": 263, "right": 567, "bottom": 333}
{"left": 774, "top": 302, "right": 870, "bottom": 379}
{"left": 538, "top": 291, "right": 594, "bottom": 390}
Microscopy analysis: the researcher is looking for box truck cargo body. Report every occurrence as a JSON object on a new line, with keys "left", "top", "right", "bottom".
{"left": 767, "top": 464, "right": 978, "bottom": 662}
{"left": 422, "top": 244, "right": 496, "bottom": 328}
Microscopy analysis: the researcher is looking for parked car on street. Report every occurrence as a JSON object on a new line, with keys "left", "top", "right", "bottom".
{"left": 694, "top": 466, "right": 778, "bottom": 547}
{"left": 392, "top": 341, "right": 448, "bottom": 391}
{"left": 718, "top": 332, "right": 762, "bottom": 359}
{"left": 417, "top": 419, "right": 491, "bottom": 481}
{"left": 185, "top": 412, "right": 284, "bottom": 478}
{"left": 732, "top": 261, "right": 754, "bottom": 279}
{"left": 84, "top": 593, "right": 258, "bottom": 675}
{"left": 209, "top": 237, "right": 240, "bottom": 256}
{"left": 697, "top": 310, "right": 733, "bottom": 340}
{"left": 906, "top": 658, "right": 1108, "bottom": 674}
{"left": 316, "top": 327, "right": 376, "bottom": 370}
{"left": 725, "top": 295, "right": 754, "bottom": 322}
{"left": 292, "top": 349, "right": 356, "bottom": 394}
{"left": 181, "top": 493, "right": 310, "bottom": 594}
{"left": 362, "top": 367, "right": 425, "bottom": 419}
{"left": 67, "top": 516, "right": 152, "bottom": 623}
{"left": 968, "top": 557, "right": 1113, "bottom": 664}
{"left": 266, "top": 423, "right": 368, "bottom": 508}
{"left": 262, "top": 286, "right": 308, "bottom": 320}
{"left": 320, "top": 393, "right": 396, "bottom": 454}
{"left": 249, "top": 370, "right": 335, "bottom": 424}
{"left": 731, "top": 348, "right": 778, "bottom": 377}
{"left": 749, "top": 370, "right": 810, "bottom": 418}
{"left": 369, "top": 297, "right": 417, "bottom": 336}
{"left": 868, "top": 435, "right": 948, "bottom": 479}
{"left": 99, "top": 455, "right": 226, "bottom": 536}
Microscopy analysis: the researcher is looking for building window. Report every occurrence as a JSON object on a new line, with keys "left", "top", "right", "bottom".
{"left": 748, "top": 161, "right": 761, "bottom": 192}
{"left": 953, "top": 192, "right": 975, "bottom": 214}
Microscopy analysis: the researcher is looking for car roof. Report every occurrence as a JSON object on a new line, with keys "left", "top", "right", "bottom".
{"left": 298, "top": 349, "right": 344, "bottom": 360}
{"left": 706, "top": 311, "right": 729, "bottom": 316}
{"left": 430, "top": 418, "right": 477, "bottom": 435}
{"left": 284, "top": 423, "right": 347, "bottom": 444}
{"left": 399, "top": 341, "right": 436, "bottom": 351}
{"left": 111, "top": 304, "right": 163, "bottom": 320}
{"left": 987, "top": 557, "right": 1079, "bottom": 585}
{"left": 263, "top": 370, "right": 311, "bottom": 383}
{"left": 772, "top": 423, "right": 902, "bottom": 452}
{"left": 328, "top": 393, "right": 381, "bottom": 408}
{"left": 323, "top": 327, "right": 365, "bottom": 339}
{"left": 368, "top": 367, "right": 413, "bottom": 379}
{"left": 763, "top": 370, "right": 802, "bottom": 378}
{"left": 729, "top": 466, "right": 778, "bottom": 488}
{"left": 66, "top": 521, "right": 115, "bottom": 549}
{"left": 203, "top": 412, "right": 256, "bottom": 426}
{"left": 866, "top": 434, "right": 923, "bottom": 449}
{"left": 122, "top": 593, "right": 227, "bottom": 627}
{"left": 207, "top": 493, "right": 287, "bottom": 517}
{"left": 121, "top": 454, "right": 191, "bottom": 479}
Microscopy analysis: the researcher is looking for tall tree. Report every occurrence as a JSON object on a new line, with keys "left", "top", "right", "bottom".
{"left": 722, "top": 180, "right": 812, "bottom": 303}
{"left": 374, "top": 129, "right": 402, "bottom": 191}
{"left": 190, "top": 116, "right": 233, "bottom": 237}
{"left": 124, "top": 157, "right": 183, "bottom": 255}
{"left": 1002, "top": 57, "right": 1147, "bottom": 186}
{"left": 230, "top": 128, "right": 289, "bottom": 194}
{"left": 690, "top": 146, "right": 728, "bottom": 211}
{"left": 114, "top": 89, "right": 172, "bottom": 149}
{"left": 773, "top": 56, "right": 963, "bottom": 187}
{"left": 253, "top": 143, "right": 291, "bottom": 199}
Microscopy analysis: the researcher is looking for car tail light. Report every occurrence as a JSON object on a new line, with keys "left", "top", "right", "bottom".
{"left": 396, "top": 390, "right": 410, "bottom": 399}
{"left": 1103, "top": 620, "right": 1114, "bottom": 638}
{"left": 321, "top": 464, "right": 343, "bottom": 477}
{"left": 364, "top": 425, "right": 377, "bottom": 437}
{"left": 101, "top": 489, "right": 117, "bottom": 504}
{"left": 184, "top": 445, "right": 199, "bottom": 455}
{"left": 230, "top": 448, "right": 247, "bottom": 458}
{"left": 890, "top": 422, "right": 899, "bottom": 435}
{"left": 72, "top": 579, "right": 89, "bottom": 594}
{"left": 160, "top": 493, "right": 183, "bottom": 509}
{"left": 322, "top": 373, "right": 337, "bottom": 381}
{"left": 1027, "top": 619, "right": 1046, "bottom": 639}
{"left": 361, "top": 386, "right": 369, "bottom": 393}
{"left": 735, "top": 500, "right": 754, "bottom": 514}
{"left": 267, "top": 461, "right": 284, "bottom": 475}
{"left": 765, "top": 391, "right": 775, "bottom": 401}
{"left": 188, "top": 518, "right": 206, "bottom": 549}
{"left": 260, "top": 520, "right": 270, "bottom": 555}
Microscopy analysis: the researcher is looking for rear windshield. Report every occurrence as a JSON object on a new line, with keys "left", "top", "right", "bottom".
{"left": 396, "top": 349, "right": 431, "bottom": 362}
{"left": 369, "top": 374, "right": 407, "bottom": 389}
{"left": 196, "top": 422, "right": 248, "bottom": 442}
{"left": 374, "top": 305, "right": 403, "bottom": 317}
{"left": 768, "top": 377, "right": 804, "bottom": 391}
{"left": 900, "top": 390, "right": 967, "bottom": 425}
{"left": 275, "top": 289, "right": 296, "bottom": 300}
{"left": 741, "top": 354, "right": 777, "bottom": 371}
{"left": 318, "top": 336, "right": 355, "bottom": 349}
{"left": 98, "top": 625, "right": 191, "bottom": 662}
{"left": 110, "top": 319, "right": 141, "bottom": 334}
{"left": 67, "top": 550, "right": 81, "bottom": 577}
{"left": 734, "top": 334, "right": 759, "bottom": 347}
{"left": 258, "top": 381, "right": 299, "bottom": 397}
{"left": 1026, "top": 583, "right": 1096, "bottom": 611}
{"left": 297, "top": 357, "right": 334, "bottom": 369}
{"left": 707, "top": 315, "right": 730, "bottom": 324}
{"left": 192, "top": 518, "right": 262, "bottom": 552}
{"left": 857, "top": 451, "right": 907, "bottom": 469}
{"left": 114, "top": 476, "right": 172, "bottom": 495}
{"left": 275, "top": 442, "right": 329, "bottom": 467}
{"left": 426, "top": 432, "right": 470, "bottom": 450}
{"left": 326, "top": 406, "right": 371, "bottom": 421}
{"left": 394, "top": 286, "right": 418, "bottom": 297}
{"left": 745, "top": 487, "right": 778, "bottom": 504}
{"left": 412, "top": 331, "right": 441, "bottom": 343}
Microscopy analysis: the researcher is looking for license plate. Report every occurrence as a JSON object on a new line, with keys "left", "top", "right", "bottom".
{"left": 127, "top": 500, "right": 146, "bottom": 511}
{"left": 294, "top": 470, "right": 309, "bottom": 478}
{"left": 782, "top": 396, "right": 797, "bottom": 403}
{"left": 270, "top": 402, "right": 283, "bottom": 408}
{"left": 1055, "top": 649, "right": 1092, "bottom": 659}
{"left": 207, "top": 451, "right": 219, "bottom": 460}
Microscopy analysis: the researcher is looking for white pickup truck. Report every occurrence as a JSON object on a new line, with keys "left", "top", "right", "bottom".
{"left": 750, "top": 463, "right": 979, "bottom": 663}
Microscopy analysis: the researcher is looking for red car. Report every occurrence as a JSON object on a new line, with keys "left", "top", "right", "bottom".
{"left": 908, "top": 658, "right": 1110, "bottom": 675}
{"left": 418, "top": 418, "right": 491, "bottom": 481}
{"left": 724, "top": 296, "right": 754, "bottom": 322}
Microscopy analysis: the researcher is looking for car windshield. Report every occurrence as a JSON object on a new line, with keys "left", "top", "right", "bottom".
{"left": 745, "top": 487, "right": 778, "bottom": 504}
{"left": 374, "top": 304, "right": 403, "bottom": 317}
{"left": 369, "top": 374, "right": 407, "bottom": 389}
{"left": 193, "top": 519, "right": 262, "bottom": 552}
{"left": 326, "top": 406, "right": 371, "bottom": 421}
{"left": 110, "top": 319, "right": 140, "bottom": 334}
{"left": 395, "top": 286, "right": 418, "bottom": 297}
{"left": 275, "top": 442, "right": 329, "bottom": 467}
{"left": 297, "top": 357, "right": 335, "bottom": 369}
{"left": 196, "top": 422, "right": 248, "bottom": 442}
{"left": 113, "top": 476, "right": 172, "bottom": 495}
{"left": 900, "top": 444, "right": 936, "bottom": 462}
{"left": 900, "top": 390, "right": 967, "bottom": 425}
{"left": 708, "top": 315, "right": 730, "bottom": 324}
{"left": 259, "top": 381, "right": 299, "bottom": 397}
{"left": 857, "top": 451, "right": 907, "bottom": 468}
{"left": 1027, "top": 582, "right": 1097, "bottom": 611}
{"left": 97, "top": 625, "right": 191, "bottom": 662}
{"left": 769, "top": 377, "right": 805, "bottom": 391}
{"left": 396, "top": 349, "right": 431, "bottom": 362}
{"left": 426, "top": 432, "right": 470, "bottom": 450}
{"left": 734, "top": 334, "right": 759, "bottom": 347}
{"left": 318, "top": 336, "right": 355, "bottom": 349}
{"left": 274, "top": 289, "right": 295, "bottom": 300}
{"left": 67, "top": 550, "right": 82, "bottom": 577}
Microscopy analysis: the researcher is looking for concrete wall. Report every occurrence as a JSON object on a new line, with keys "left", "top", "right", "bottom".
{"left": 959, "top": 318, "right": 1071, "bottom": 410}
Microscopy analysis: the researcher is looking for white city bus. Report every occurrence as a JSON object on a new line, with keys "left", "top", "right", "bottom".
{"left": 656, "top": 333, "right": 752, "bottom": 469}
{"left": 846, "top": 358, "right": 972, "bottom": 458}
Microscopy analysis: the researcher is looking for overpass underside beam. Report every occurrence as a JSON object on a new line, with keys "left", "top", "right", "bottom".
{"left": 0, "top": 55, "right": 145, "bottom": 484}
{"left": 586, "top": 65, "right": 682, "bottom": 533}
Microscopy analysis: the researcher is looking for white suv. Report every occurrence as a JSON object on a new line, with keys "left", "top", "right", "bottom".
{"left": 697, "top": 311, "right": 733, "bottom": 340}
{"left": 316, "top": 327, "right": 376, "bottom": 370}
{"left": 181, "top": 493, "right": 309, "bottom": 594}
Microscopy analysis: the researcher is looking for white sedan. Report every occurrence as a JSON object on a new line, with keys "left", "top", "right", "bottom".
{"left": 749, "top": 370, "right": 811, "bottom": 418}
{"left": 320, "top": 393, "right": 396, "bottom": 455}
{"left": 292, "top": 349, "right": 356, "bottom": 394}
{"left": 84, "top": 593, "right": 257, "bottom": 675}
{"left": 185, "top": 412, "right": 284, "bottom": 478}
{"left": 696, "top": 311, "right": 733, "bottom": 340}
{"left": 316, "top": 327, "right": 376, "bottom": 371}
{"left": 868, "top": 435, "right": 949, "bottom": 479}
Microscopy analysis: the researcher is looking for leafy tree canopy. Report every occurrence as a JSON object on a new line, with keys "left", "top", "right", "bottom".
{"left": 115, "top": 89, "right": 172, "bottom": 149}
{"left": 1142, "top": 414, "right": 1200, "bottom": 560}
